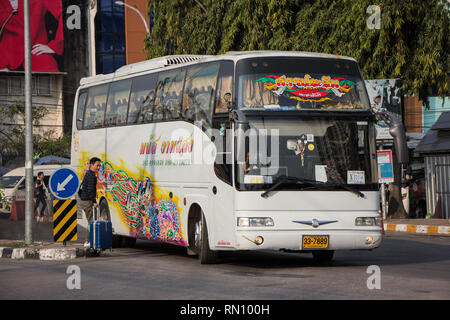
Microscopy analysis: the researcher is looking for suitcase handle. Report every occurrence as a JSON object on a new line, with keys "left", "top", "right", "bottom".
{"left": 92, "top": 206, "right": 100, "bottom": 221}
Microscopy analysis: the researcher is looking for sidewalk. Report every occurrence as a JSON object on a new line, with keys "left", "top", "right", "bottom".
{"left": 383, "top": 218, "right": 450, "bottom": 236}
{"left": 0, "top": 240, "right": 92, "bottom": 260}
{"left": 0, "top": 217, "right": 109, "bottom": 260}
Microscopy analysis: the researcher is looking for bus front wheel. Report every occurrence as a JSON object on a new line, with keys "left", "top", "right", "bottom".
{"left": 192, "top": 212, "right": 218, "bottom": 264}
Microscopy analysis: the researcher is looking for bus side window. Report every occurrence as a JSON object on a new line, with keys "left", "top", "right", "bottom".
{"left": 83, "top": 84, "right": 109, "bottom": 129}
{"left": 76, "top": 91, "right": 87, "bottom": 130}
{"left": 105, "top": 79, "right": 131, "bottom": 127}
{"left": 154, "top": 69, "right": 185, "bottom": 121}
{"left": 183, "top": 63, "right": 220, "bottom": 128}
{"left": 153, "top": 81, "right": 165, "bottom": 121}
{"left": 214, "top": 60, "right": 234, "bottom": 114}
{"left": 129, "top": 74, "right": 157, "bottom": 124}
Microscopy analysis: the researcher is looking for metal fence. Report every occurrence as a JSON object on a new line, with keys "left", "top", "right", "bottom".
{"left": 424, "top": 154, "right": 450, "bottom": 219}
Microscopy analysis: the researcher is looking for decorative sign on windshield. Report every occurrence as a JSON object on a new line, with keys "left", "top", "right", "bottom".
{"left": 255, "top": 74, "right": 358, "bottom": 103}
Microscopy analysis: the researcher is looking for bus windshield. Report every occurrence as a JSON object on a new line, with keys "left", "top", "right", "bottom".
{"left": 236, "top": 116, "right": 377, "bottom": 191}
{"left": 236, "top": 57, "right": 370, "bottom": 111}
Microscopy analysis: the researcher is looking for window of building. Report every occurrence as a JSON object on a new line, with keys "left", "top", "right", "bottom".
{"left": 128, "top": 74, "right": 157, "bottom": 124}
{"left": 37, "top": 76, "right": 51, "bottom": 96}
{"left": 0, "top": 75, "right": 52, "bottom": 96}
{"left": 105, "top": 79, "right": 131, "bottom": 126}
{"left": 10, "top": 77, "right": 23, "bottom": 95}
{"left": 0, "top": 77, "right": 8, "bottom": 95}
{"left": 96, "top": 0, "right": 126, "bottom": 74}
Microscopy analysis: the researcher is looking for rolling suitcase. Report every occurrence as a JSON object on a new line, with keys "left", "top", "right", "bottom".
{"left": 90, "top": 206, "right": 112, "bottom": 251}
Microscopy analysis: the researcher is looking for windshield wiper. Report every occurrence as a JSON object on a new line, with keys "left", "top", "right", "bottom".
{"left": 326, "top": 182, "right": 365, "bottom": 198}
{"left": 325, "top": 169, "right": 365, "bottom": 198}
{"left": 261, "top": 175, "right": 321, "bottom": 198}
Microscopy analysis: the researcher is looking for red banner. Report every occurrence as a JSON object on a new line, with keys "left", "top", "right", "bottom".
{"left": 0, "top": 0, "right": 64, "bottom": 72}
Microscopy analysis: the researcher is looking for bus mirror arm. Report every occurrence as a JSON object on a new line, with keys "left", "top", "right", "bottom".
{"left": 375, "top": 111, "right": 409, "bottom": 164}
{"left": 230, "top": 110, "right": 248, "bottom": 125}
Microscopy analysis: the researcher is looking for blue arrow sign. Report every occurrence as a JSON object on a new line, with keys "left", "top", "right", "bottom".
{"left": 49, "top": 168, "right": 80, "bottom": 200}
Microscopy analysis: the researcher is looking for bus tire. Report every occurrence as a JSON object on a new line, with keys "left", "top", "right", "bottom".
{"left": 99, "top": 200, "right": 136, "bottom": 248}
{"left": 195, "top": 213, "right": 218, "bottom": 264}
{"left": 100, "top": 200, "right": 111, "bottom": 221}
{"left": 312, "top": 250, "right": 334, "bottom": 264}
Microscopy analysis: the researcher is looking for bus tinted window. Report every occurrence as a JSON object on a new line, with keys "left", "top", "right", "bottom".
{"left": 76, "top": 91, "right": 87, "bottom": 130}
{"left": 105, "top": 79, "right": 131, "bottom": 127}
{"left": 84, "top": 84, "right": 109, "bottom": 129}
{"left": 182, "top": 63, "right": 219, "bottom": 127}
{"left": 128, "top": 74, "right": 157, "bottom": 124}
{"left": 154, "top": 69, "right": 185, "bottom": 121}
{"left": 214, "top": 61, "right": 234, "bottom": 114}
{"left": 236, "top": 57, "right": 369, "bottom": 111}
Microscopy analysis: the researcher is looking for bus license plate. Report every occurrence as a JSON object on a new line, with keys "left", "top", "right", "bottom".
{"left": 302, "top": 235, "right": 329, "bottom": 249}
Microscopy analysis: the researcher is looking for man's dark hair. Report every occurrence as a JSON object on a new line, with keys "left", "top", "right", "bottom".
{"left": 89, "top": 157, "right": 101, "bottom": 165}
{"left": 37, "top": 171, "right": 44, "bottom": 177}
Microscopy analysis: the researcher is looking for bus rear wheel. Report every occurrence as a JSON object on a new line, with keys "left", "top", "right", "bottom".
{"left": 192, "top": 212, "right": 218, "bottom": 264}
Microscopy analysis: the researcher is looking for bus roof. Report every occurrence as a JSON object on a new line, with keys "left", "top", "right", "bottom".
{"left": 79, "top": 51, "right": 356, "bottom": 87}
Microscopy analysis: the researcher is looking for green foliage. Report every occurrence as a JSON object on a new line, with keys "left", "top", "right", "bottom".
{"left": 145, "top": 0, "right": 448, "bottom": 104}
{"left": 0, "top": 101, "right": 71, "bottom": 165}
{"left": 34, "top": 133, "right": 72, "bottom": 159}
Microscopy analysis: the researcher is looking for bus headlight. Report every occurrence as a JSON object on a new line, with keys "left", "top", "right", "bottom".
{"left": 355, "top": 217, "right": 380, "bottom": 226}
{"left": 237, "top": 217, "right": 274, "bottom": 227}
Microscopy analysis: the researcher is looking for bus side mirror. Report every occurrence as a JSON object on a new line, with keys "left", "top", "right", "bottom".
{"left": 375, "top": 111, "right": 409, "bottom": 164}
{"left": 232, "top": 110, "right": 249, "bottom": 164}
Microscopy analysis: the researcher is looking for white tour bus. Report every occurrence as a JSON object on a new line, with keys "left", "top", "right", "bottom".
{"left": 72, "top": 51, "right": 407, "bottom": 263}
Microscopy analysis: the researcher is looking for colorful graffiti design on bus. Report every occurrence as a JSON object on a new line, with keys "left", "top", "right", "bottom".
{"left": 78, "top": 158, "right": 186, "bottom": 246}
{"left": 255, "top": 74, "right": 358, "bottom": 103}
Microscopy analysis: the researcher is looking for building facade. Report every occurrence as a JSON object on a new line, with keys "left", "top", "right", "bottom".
{"left": 0, "top": 0, "right": 151, "bottom": 166}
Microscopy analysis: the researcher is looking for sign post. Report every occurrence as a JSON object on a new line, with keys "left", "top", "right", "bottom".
{"left": 377, "top": 150, "right": 394, "bottom": 184}
{"left": 377, "top": 150, "right": 394, "bottom": 220}
{"left": 49, "top": 168, "right": 80, "bottom": 244}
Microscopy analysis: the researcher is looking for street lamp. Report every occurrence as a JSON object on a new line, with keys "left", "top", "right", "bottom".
{"left": 115, "top": 1, "right": 149, "bottom": 34}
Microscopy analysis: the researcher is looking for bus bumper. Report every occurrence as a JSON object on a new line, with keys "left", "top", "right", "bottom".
{"left": 233, "top": 230, "right": 382, "bottom": 251}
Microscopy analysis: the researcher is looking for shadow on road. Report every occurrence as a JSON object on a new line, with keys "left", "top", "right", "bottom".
{"left": 130, "top": 235, "right": 450, "bottom": 270}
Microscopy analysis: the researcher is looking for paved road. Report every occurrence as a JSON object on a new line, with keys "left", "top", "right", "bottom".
{"left": 1, "top": 233, "right": 449, "bottom": 301}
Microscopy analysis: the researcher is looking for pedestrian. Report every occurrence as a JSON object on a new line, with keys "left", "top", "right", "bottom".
{"left": 34, "top": 171, "right": 47, "bottom": 222}
{"left": 78, "top": 157, "right": 101, "bottom": 248}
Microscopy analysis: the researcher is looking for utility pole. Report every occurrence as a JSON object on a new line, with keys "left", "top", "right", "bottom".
{"left": 24, "top": 0, "right": 33, "bottom": 245}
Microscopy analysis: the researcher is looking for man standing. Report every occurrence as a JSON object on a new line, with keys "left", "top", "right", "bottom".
{"left": 34, "top": 171, "right": 47, "bottom": 221}
{"left": 78, "top": 157, "right": 101, "bottom": 247}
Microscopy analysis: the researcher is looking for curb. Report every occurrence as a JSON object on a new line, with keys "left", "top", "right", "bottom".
{"left": 384, "top": 224, "right": 450, "bottom": 236}
{"left": 0, "top": 246, "right": 98, "bottom": 261}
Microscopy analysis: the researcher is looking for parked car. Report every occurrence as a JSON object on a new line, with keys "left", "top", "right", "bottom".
{"left": 0, "top": 164, "right": 72, "bottom": 216}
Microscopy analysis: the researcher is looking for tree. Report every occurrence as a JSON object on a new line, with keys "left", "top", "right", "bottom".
{"left": 145, "top": 0, "right": 448, "bottom": 103}
{"left": 0, "top": 101, "right": 70, "bottom": 166}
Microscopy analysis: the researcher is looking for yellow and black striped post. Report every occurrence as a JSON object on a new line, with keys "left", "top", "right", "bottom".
{"left": 53, "top": 200, "right": 77, "bottom": 243}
